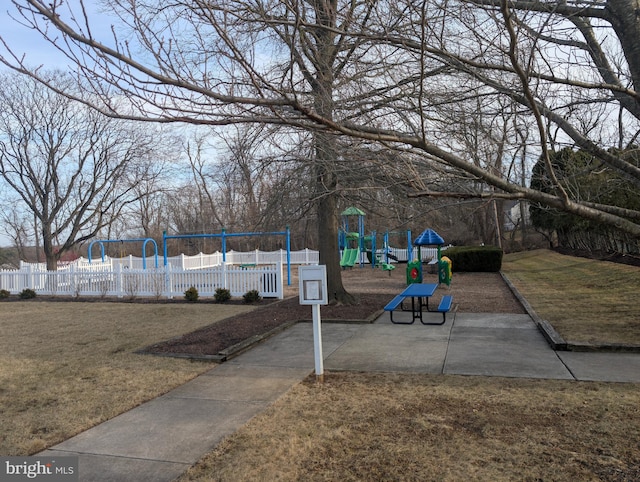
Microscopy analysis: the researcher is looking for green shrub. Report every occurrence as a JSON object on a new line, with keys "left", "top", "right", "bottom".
{"left": 243, "top": 289, "right": 261, "bottom": 303}
{"left": 0, "top": 289, "right": 10, "bottom": 299}
{"left": 184, "top": 286, "right": 199, "bottom": 302}
{"left": 214, "top": 287, "right": 231, "bottom": 303}
{"left": 443, "top": 246, "right": 503, "bottom": 272}
{"left": 19, "top": 288, "right": 37, "bottom": 299}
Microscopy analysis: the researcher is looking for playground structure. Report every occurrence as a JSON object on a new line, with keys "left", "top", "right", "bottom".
{"left": 338, "top": 206, "right": 451, "bottom": 285}
{"left": 88, "top": 227, "right": 293, "bottom": 285}
{"left": 338, "top": 207, "right": 447, "bottom": 271}
{"left": 408, "top": 228, "right": 452, "bottom": 286}
{"left": 338, "top": 207, "right": 408, "bottom": 272}
{"left": 339, "top": 207, "right": 365, "bottom": 268}
{"left": 85, "top": 214, "right": 450, "bottom": 289}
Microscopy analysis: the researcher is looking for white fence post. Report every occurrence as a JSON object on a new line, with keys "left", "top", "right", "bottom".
{"left": 165, "top": 263, "right": 172, "bottom": 299}
{"left": 276, "top": 262, "right": 284, "bottom": 298}
{"left": 27, "top": 264, "right": 34, "bottom": 290}
{"left": 222, "top": 262, "right": 228, "bottom": 291}
{"left": 115, "top": 264, "right": 123, "bottom": 298}
{"left": 70, "top": 264, "right": 76, "bottom": 295}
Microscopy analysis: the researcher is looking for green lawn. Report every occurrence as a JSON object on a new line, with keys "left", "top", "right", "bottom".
{"left": 502, "top": 249, "right": 640, "bottom": 345}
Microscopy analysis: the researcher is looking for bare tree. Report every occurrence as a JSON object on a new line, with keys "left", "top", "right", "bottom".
{"left": 0, "top": 204, "right": 31, "bottom": 263}
{"left": 119, "top": 134, "right": 181, "bottom": 241}
{"left": 2, "top": 0, "right": 640, "bottom": 282}
{"left": 0, "top": 71, "right": 158, "bottom": 269}
{"left": 179, "top": 126, "right": 316, "bottom": 246}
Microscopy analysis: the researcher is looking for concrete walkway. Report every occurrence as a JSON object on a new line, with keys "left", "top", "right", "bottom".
{"left": 41, "top": 310, "right": 640, "bottom": 481}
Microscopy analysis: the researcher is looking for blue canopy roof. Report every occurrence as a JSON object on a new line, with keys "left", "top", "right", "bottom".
{"left": 413, "top": 229, "right": 444, "bottom": 246}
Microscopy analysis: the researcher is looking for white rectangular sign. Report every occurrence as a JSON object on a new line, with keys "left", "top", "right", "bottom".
{"left": 298, "top": 265, "right": 328, "bottom": 305}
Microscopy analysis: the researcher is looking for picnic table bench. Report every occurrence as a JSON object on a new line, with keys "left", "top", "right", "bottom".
{"left": 384, "top": 283, "right": 453, "bottom": 325}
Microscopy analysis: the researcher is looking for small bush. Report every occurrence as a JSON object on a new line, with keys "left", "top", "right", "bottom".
{"left": 0, "top": 289, "right": 10, "bottom": 299}
{"left": 214, "top": 287, "right": 231, "bottom": 303}
{"left": 243, "top": 289, "right": 261, "bottom": 303}
{"left": 19, "top": 288, "right": 37, "bottom": 299}
{"left": 184, "top": 286, "right": 199, "bottom": 302}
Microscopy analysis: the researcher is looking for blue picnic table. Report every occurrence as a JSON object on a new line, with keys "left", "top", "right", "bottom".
{"left": 384, "top": 283, "right": 453, "bottom": 325}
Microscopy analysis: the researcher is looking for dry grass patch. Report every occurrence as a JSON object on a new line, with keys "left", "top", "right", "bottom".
{"left": 503, "top": 249, "right": 640, "bottom": 344}
{"left": 178, "top": 372, "right": 640, "bottom": 481}
{"left": 0, "top": 301, "right": 255, "bottom": 455}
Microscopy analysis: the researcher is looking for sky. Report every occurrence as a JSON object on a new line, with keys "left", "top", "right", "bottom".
{"left": 1, "top": 1, "right": 114, "bottom": 69}
{"left": 3, "top": 4, "right": 69, "bottom": 68}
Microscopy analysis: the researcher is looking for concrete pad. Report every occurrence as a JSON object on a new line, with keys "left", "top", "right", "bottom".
{"left": 444, "top": 314, "right": 573, "bottom": 379}
{"left": 51, "top": 397, "right": 267, "bottom": 463}
{"left": 227, "top": 322, "right": 360, "bottom": 368}
{"left": 558, "top": 351, "right": 640, "bottom": 382}
{"left": 452, "top": 313, "right": 536, "bottom": 329}
{"left": 325, "top": 323, "right": 451, "bottom": 373}
{"left": 39, "top": 450, "right": 188, "bottom": 482}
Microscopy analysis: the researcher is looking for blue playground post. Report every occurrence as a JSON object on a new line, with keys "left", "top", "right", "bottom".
{"left": 88, "top": 238, "right": 159, "bottom": 269}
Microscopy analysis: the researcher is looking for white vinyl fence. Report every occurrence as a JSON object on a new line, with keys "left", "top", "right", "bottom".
{"left": 1, "top": 261, "right": 284, "bottom": 299}
{"left": 104, "top": 248, "right": 318, "bottom": 270}
{"left": 1, "top": 248, "right": 322, "bottom": 299}
{"left": 0, "top": 246, "right": 448, "bottom": 299}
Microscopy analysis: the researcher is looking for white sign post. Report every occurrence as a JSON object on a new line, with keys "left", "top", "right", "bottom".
{"left": 298, "top": 265, "right": 328, "bottom": 382}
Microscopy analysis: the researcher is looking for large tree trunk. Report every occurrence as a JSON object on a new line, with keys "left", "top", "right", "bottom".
{"left": 315, "top": 154, "right": 355, "bottom": 305}
{"left": 314, "top": 118, "right": 354, "bottom": 303}
{"left": 311, "top": 0, "right": 354, "bottom": 304}
{"left": 42, "top": 224, "right": 58, "bottom": 271}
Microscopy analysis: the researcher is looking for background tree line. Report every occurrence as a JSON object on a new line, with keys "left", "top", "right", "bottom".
{"left": 0, "top": 69, "right": 510, "bottom": 268}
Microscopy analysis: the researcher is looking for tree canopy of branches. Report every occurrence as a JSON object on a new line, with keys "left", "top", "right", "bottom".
{"left": 0, "top": 71, "right": 158, "bottom": 269}
{"left": 3, "top": 0, "right": 640, "bottom": 293}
